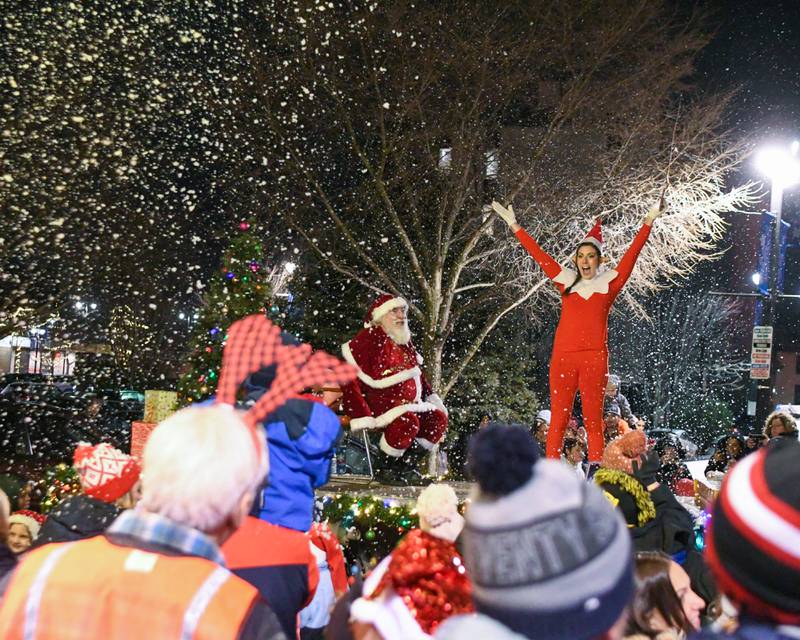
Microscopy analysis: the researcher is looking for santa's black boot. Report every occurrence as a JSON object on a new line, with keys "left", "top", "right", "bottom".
{"left": 373, "top": 450, "right": 411, "bottom": 486}
{"left": 398, "top": 441, "right": 435, "bottom": 486}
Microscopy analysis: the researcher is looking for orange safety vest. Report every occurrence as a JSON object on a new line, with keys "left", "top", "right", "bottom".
{"left": 0, "top": 535, "right": 259, "bottom": 639}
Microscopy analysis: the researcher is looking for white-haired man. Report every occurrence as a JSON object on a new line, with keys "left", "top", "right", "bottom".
{"left": 340, "top": 294, "right": 448, "bottom": 484}
{"left": 0, "top": 405, "right": 286, "bottom": 640}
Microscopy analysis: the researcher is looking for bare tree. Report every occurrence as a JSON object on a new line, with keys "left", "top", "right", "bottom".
{"left": 211, "top": 0, "right": 758, "bottom": 398}
{"left": 609, "top": 289, "right": 749, "bottom": 429}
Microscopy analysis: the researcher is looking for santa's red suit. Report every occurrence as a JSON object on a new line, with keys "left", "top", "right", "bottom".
{"left": 340, "top": 295, "right": 448, "bottom": 457}
{"left": 514, "top": 219, "right": 651, "bottom": 462}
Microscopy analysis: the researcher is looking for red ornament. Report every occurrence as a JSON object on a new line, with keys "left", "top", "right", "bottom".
{"left": 371, "top": 529, "right": 473, "bottom": 634}
{"left": 239, "top": 221, "right": 250, "bottom": 231}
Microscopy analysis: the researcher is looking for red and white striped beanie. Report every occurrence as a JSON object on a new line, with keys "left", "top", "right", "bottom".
{"left": 705, "top": 440, "right": 800, "bottom": 624}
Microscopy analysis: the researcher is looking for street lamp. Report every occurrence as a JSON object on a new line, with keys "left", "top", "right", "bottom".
{"left": 751, "top": 142, "right": 800, "bottom": 421}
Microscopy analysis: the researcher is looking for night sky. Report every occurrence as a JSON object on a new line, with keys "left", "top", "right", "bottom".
{"left": 698, "top": 0, "right": 800, "bottom": 138}
{"left": 690, "top": 0, "right": 800, "bottom": 350}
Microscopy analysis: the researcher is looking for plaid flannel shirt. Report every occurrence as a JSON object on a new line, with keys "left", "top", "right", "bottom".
{"left": 107, "top": 509, "right": 226, "bottom": 566}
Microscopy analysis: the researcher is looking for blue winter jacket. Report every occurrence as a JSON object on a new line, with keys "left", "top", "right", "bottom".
{"left": 255, "top": 396, "right": 341, "bottom": 532}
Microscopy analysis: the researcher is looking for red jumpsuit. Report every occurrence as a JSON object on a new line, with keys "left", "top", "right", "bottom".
{"left": 514, "top": 224, "right": 651, "bottom": 461}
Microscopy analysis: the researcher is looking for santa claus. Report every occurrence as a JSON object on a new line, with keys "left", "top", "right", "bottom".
{"left": 340, "top": 294, "right": 448, "bottom": 483}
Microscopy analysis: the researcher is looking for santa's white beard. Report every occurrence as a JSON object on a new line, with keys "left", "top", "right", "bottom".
{"left": 383, "top": 321, "right": 411, "bottom": 345}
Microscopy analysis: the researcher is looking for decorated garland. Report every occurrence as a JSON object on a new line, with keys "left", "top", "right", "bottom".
{"left": 320, "top": 494, "right": 419, "bottom": 566}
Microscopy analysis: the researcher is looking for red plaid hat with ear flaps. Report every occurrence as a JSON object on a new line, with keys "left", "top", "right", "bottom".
{"left": 215, "top": 315, "right": 358, "bottom": 451}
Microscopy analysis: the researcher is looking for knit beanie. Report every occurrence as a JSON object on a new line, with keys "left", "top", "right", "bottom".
{"left": 595, "top": 431, "right": 656, "bottom": 528}
{"left": 705, "top": 440, "right": 800, "bottom": 624}
{"left": 73, "top": 442, "right": 141, "bottom": 503}
{"left": 462, "top": 423, "right": 633, "bottom": 640}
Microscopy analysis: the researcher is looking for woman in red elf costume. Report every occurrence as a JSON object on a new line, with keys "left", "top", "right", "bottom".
{"left": 491, "top": 199, "right": 663, "bottom": 468}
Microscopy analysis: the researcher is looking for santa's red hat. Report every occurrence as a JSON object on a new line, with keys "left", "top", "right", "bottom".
{"left": 364, "top": 294, "right": 408, "bottom": 328}
{"left": 580, "top": 219, "right": 604, "bottom": 253}
{"left": 73, "top": 442, "right": 141, "bottom": 503}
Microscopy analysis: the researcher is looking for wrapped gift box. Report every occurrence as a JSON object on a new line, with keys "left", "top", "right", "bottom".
{"left": 695, "top": 478, "right": 720, "bottom": 511}
{"left": 143, "top": 390, "right": 177, "bottom": 424}
{"left": 131, "top": 422, "right": 158, "bottom": 460}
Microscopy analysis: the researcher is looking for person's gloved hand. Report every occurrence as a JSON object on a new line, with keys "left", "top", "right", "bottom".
{"left": 491, "top": 201, "right": 517, "bottom": 227}
{"left": 631, "top": 448, "right": 660, "bottom": 487}
{"left": 644, "top": 200, "right": 664, "bottom": 225}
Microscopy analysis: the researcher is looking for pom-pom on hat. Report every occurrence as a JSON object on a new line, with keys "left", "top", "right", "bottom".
{"left": 364, "top": 294, "right": 407, "bottom": 328}
{"left": 73, "top": 442, "right": 141, "bottom": 503}
{"left": 462, "top": 423, "right": 633, "bottom": 640}
{"left": 579, "top": 219, "right": 604, "bottom": 252}
{"left": 705, "top": 439, "right": 800, "bottom": 625}
{"left": 415, "top": 483, "right": 464, "bottom": 543}
{"left": 9, "top": 511, "right": 41, "bottom": 541}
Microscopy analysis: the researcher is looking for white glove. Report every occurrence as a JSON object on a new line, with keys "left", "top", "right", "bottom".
{"left": 644, "top": 200, "right": 664, "bottom": 225}
{"left": 491, "top": 201, "right": 517, "bottom": 227}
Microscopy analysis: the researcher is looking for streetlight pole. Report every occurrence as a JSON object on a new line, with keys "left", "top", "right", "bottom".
{"left": 753, "top": 181, "right": 785, "bottom": 426}
{"left": 751, "top": 143, "right": 800, "bottom": 426}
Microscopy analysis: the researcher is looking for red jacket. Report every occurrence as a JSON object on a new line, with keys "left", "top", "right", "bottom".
{"left": 223, "top": 516, "right": 319, "bottom": 639}
{"left": 515, "top": 224, "right": 651, "bottom": 353}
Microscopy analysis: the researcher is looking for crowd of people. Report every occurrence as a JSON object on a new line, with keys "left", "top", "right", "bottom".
{"left": 0, "top": 316, "right": 796, "bottom": 639}
{"left": 0, "top": 199, "right": 797, "bottom": 637}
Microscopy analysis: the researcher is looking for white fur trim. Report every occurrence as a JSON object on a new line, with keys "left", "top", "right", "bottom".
{"left": 581, "top": 237, "right": 602, "bottom": 251}
{"left": 379, "top": 433, "right": 407, "bottom": 457}
{"left": 425, "top": 393, "right": 448, "bottom": 416}
{"left": 416, "top": 352, "right": 423, "bottom": 365}
{"left": 552, "top": 267, "right": 619, "bottom": 300}
{"left": 342, "top": 341, "right": 422, "bottom": 389}
{"left": 350, "top": 592, "right": 431, "bottom": 640}
{"left": 374, "top": 402, "right": 440, "bottom": 428}
{"left": 349, "top": 415, "right": 378, "bottom": 431}
{"left": 8, "top": 513, "right": 40, "bottom": 540}
{"left": 415, "top": 437, "right": 437, "bottom": 450}
{"left": 369, "top": 297, "right": 407, "bottom": 325}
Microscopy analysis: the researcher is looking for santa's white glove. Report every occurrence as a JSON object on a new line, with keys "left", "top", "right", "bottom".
{"left": 491, "top": 201, "right": 517, "bottom": 228}
{"left": 644, "top": 200, "right": 664, "bottom": 226}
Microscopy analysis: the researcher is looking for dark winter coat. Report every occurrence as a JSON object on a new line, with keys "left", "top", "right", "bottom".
{"left": 657, "top": 461, "right": 693, "bottom": 491}
{"left": 32, "top": 494, "right": 121, "bottom": 547}
{"left": 0, "top": 544, "right": 16, "bottom": 581}
{"left": 691, "top": 620, "right": 800, "bottom": 639}
{"left": 628, "top": 484, "right": 717, "bottom": 607}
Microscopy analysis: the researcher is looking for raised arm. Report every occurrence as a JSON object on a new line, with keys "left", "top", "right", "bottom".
{"left": 609, "top": 201, "right": 662, "bottom": 296}
{"left": 491, "top": 201, "right": 563, "bottom": 281}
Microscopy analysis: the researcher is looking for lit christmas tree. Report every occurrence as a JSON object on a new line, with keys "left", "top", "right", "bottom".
{"left": 177, "top": 223, "right": 273, "bottom": 404}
